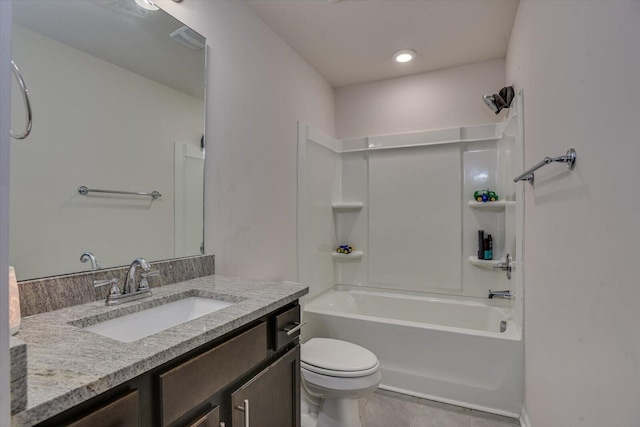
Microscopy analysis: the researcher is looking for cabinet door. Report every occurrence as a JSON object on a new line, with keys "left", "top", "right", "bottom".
{"left": 231, "top": 346, "right": 300, "bottom": 427}
{"left": 67, "top": 390, "right": 138, "bottom": 427}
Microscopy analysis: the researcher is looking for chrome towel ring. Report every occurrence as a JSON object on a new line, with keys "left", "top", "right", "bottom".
{"left": 10, "top": 60, "right": 32, "bottom": 140}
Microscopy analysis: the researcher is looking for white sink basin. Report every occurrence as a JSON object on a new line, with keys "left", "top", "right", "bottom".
{"left": 83, "top": 297, "right": 234, "bottom": 342}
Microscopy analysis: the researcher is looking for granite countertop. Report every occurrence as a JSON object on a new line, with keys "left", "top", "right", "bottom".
{"left": 11, "top": 275, "right": 308, "bottom": 427}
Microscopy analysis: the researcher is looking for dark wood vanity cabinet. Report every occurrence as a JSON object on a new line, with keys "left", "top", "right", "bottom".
{"left": 168, "top": 303, "right": 302, "bottom": 427}
{"left": 35, "top": 302, "right": 301, "bottom": 427}
{"left": 66, "top": 390, "right": 139, "bottom": 427}
{"left": 186, "top": 407, "right": 220, "bottom": 427}
{"left": 232, "top": 346, "right": 301, "bottom": 427}
{"left": 159, "top": 323, "right": 268, "bottom": 426}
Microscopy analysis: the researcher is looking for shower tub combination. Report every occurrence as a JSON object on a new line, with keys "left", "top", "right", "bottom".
{"left": 303, "top": 286, "right": 523, "bottom": 417}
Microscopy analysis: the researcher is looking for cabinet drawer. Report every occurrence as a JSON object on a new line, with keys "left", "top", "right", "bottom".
{"left": 274, "top": 304, "right": 301, "bottom": 350}
{"left": 159, "top": 322, "right": 267, "bottom": 427}
{"left": 187, "top": 406, "right": 219, "bottom": 427}
{"left": 67, "top": 390, "right": 138, "bottom": 427}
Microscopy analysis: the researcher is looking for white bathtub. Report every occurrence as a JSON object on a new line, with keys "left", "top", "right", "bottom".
{"left": 303, "top": 287, "right": 523, "bottom": 417}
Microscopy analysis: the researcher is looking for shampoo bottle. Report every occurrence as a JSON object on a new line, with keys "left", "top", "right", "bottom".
{"left": 484, "top": 235, "right": 493, "bottom": 260}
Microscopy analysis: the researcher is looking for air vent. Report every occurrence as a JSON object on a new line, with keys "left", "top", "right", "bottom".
{"left": 170, "top": 26, "right": 205, "bottom": 50}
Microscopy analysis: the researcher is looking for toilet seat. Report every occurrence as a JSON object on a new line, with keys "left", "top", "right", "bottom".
{"left": 301, "top": 338, "right": 379, "bottom": 378}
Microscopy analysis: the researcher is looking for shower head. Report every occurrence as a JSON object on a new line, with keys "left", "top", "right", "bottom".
{"left": 482, "top": 95, "right": 500, "bottom": 113}
{"left": 482, "top": 86, "right": 515, "bottom": 115}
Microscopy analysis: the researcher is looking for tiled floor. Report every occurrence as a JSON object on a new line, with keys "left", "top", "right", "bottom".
{"left": 359, "top": 390, "right": 520, "bottom": 427}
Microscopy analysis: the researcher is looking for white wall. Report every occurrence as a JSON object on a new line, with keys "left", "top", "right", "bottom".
{"left": 10, "top": 25, "right": 203, "bottom": 280}
{"left": 157, "top": 0, "right": 335, "bottom": 282}
{"left": 335, "top": 59, "right": 506, "bottom": 139}
{"left": 506, "top": 2, "right": 640, "bottom": 426}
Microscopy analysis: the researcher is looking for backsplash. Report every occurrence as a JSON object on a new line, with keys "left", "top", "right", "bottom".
{"left": 18, "top": 255, "right": 215, "bottom": 317}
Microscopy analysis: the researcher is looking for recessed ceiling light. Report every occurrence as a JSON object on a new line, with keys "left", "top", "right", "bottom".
{"left": 135, "top": 0, "right": 159, "bottom": 11}
{"left": 393, "top": 49, "right": 416, "bottom": 63}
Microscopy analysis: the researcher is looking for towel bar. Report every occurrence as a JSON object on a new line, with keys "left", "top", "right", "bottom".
{"left": 78, "top": 186, "right": 162, "bottom": 199}
{"left": 514, "top": 148, "right": 576, "bottom": 185}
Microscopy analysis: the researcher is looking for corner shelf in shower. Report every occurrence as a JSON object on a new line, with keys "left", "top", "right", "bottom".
{"left": 332, "top": 202, "right": 364, "bottom": 262}
{"left": 467, "top": 200, "right": 516, "bottom": 210}
{"left": 332, "top": 202, "right": 364, "bottom": 211}
{"left": 468, "top": 256, "right": 505, "bottom": 270}
{"left": 332, "top": 250, "right": 364, "bottom": 260}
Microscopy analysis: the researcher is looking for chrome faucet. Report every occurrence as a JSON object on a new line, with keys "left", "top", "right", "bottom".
{"left": 488, "top": 290, "right": 512, "bottom": 299}
{"left": 124, "top": 257, "right": 153, "bottom": 294}
{"left": 94, "top": 258, "right": 159, "bottom": 305}
{"left": 80, "top": 251, "right": 101, "bottom": 270}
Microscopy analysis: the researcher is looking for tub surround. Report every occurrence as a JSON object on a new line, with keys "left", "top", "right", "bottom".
{"left": 297, "top": 120, "right": 518, "bottom": 301}
{"left": 10, "top": 336, "right": 27, "bottom": 415}
{"left": 11, "top": 274, "right": 308, "bottom": 427}
{"left": 18, "top": 254, "right": 215, "bottom": 317}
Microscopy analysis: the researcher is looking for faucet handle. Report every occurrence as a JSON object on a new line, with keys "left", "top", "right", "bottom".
{"left": 139, "top": 269, "right": 160, "bottom": 290}
{"left": 492, "top": 254, "right": 513, "bottom": 280}
{"left": 94, "top": 278, "right": 121, "bottom": 296}
{"left": 93, "top": 277, "right": 117, "bottom": 287}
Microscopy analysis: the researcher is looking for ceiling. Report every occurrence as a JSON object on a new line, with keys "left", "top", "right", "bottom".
{"left": 246, "top": 0, "right": 520, "bottom": 88}
{"left": 13, "top": 0, "right": 205, "bottom": 99}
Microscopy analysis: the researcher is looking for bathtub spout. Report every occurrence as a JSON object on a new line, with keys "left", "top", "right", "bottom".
{"left": 488, "top": 290, "right": 512, "bottom": 299}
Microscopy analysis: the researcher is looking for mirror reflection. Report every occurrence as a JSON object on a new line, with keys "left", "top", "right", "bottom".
{"left": 10, "top": 0, "right": 206, "bottom": 280}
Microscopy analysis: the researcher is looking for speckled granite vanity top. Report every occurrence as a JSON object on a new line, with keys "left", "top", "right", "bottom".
{"left": 11, "top": 275, "right": 308, "bottom": 427}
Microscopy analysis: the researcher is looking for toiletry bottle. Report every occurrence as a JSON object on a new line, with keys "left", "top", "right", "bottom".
{"left": 484, "top": 235, "right": 493, "bottom": 260}
{"left": 490, "top": 235, "right": 495, "bottom": 259}
{"left": 478, "top": 230, "right": 485, "bottom": 260}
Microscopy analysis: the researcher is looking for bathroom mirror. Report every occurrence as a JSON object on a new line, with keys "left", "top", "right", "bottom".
{"left": 10, "top": 0, "right": 206, "bottom": 280}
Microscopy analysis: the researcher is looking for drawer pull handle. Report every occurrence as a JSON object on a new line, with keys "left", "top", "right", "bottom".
{"left": 236, "top": 399, "right": 250, "bottom": 427}
{"left": 281, "top": 321, "right": 306, "bottom": 336}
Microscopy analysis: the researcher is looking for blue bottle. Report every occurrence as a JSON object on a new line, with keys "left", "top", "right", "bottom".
{"left": 484, "top": 235, "right": 493, "bottom": 260}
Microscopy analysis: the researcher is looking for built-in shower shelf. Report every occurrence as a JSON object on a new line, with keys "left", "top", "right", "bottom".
{"left": 332, "top": 202, "right": 364, "bottom": 211}
{"left": 468, "top": 256, "right": 505, "bottom": 270}
{"left": 332, "top": 251, "right": 364, "bottom": 260}
{"left": 468, "top": 200, "right": 516, "bottom": 210}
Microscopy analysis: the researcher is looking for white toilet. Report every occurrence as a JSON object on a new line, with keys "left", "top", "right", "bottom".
{"left": 300, "top": 338, "right": 381, "bottom": 427}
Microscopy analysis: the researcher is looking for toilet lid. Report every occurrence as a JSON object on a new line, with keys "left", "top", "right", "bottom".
{"left": 301, "top": 338, "right": 379, "bottom": 377}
